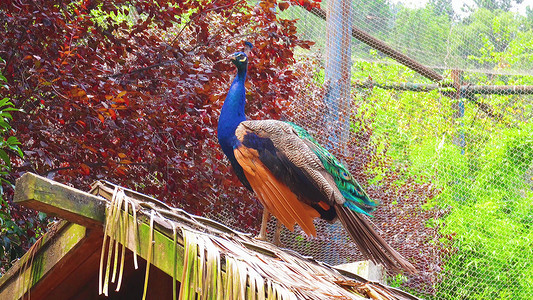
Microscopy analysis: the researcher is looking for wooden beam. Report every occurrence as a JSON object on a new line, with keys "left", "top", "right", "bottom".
{"left": 29, "top": 228, "right": 103, "bottom": 299}
{"left": 39, "top": 234, "right": 104, "bottom": 298}
{"left": 12, "top": 173, "right": 183, "bottom": 284}
{"left": 14, "top": 173, "right": 106, "bottom": 228}
{"left": 354, "top": 81, "right": 509, "bottom": 122}
{"left": 355, "top": 81, "right": 533, "bottom": 95}
{"left": 462, "top": 84, "right": 533, "bottom": 95}
{"left": 354, "top": 81, "right": 440, "bottom": 92}
{"left": 309, "top": 7, "right": 444, "bottom": 83}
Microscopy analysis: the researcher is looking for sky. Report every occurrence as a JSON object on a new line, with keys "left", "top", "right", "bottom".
{"left": 390, "top": 0, "right": 532, "bottom": 16}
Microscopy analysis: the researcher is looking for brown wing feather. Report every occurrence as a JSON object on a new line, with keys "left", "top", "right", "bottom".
{"left": 237, "top": 120, "right": 345, "bottom": 206}
{"left": 234, "top": 145, "right": 319, "bottom": 236}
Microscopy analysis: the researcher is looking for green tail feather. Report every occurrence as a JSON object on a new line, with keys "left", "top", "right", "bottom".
{"left": 285, "top": 122, "right": 379, "bottom": 215}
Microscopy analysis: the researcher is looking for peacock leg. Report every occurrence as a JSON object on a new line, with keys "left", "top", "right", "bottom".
{"left": 255, "top": 210, "right": 270, "bottom": 241}
{"left": 273, "top": 220, "right": 282, "bottom": 246}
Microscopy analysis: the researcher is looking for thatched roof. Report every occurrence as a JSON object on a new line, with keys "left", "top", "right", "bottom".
{"left": 0, "top": 173, "right": 419, "bottom": 299}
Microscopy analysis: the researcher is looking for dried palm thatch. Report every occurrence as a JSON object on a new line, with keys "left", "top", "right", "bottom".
{"left": 94, "top": 181, "right": 419, "bottom": 300}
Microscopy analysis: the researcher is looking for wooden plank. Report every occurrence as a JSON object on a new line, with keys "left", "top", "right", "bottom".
{"left": 39, "top": 237, "right": 103, "bottom": 299}
{"left": 29, "top": 228, "right": 103, "bottom": 299}
{"left": 14, "top": 173, "right": 106, "bottom": 228}
{"left": 0, "top": 222, "right": 89, "bottom": 300}
{"left": 0, "top": 220, "right": 70, "bottom": 289}
{"left": 355, "top": 81, "right": 533, "bottom": 95}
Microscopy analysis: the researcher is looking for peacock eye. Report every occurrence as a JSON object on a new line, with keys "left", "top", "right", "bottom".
{"left": 239, "top": 56, "right": 247, "bottom": 62}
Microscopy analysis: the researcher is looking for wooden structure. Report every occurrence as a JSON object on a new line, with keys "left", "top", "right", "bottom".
{"left": 0, "top": 173, "right": 419, "bottom": 299}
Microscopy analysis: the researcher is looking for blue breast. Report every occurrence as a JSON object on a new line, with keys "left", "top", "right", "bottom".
{"left": 217, "top": 63, "right": 251, "bottom": 189}
{"left": 218, "top": 72, "right": 246, "bottom": 157}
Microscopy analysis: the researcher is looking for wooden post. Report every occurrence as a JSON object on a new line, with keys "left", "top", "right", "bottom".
{"left": 323, "top": 0, "right": 353, "bottom": 267}
{"left": 324, "top": 0, "right": 353, "bottom": 153}
{"left": 451, "top": 69, "right": 465, "bottom": 154}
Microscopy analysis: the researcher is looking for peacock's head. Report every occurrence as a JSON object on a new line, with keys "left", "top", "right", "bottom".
{"left": 229, "top": 51, "right": 249, "bottom": 70}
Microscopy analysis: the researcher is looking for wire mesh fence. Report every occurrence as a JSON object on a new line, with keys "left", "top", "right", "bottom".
{"left": 206, "top": 0, "right": 533, "bottom": 299}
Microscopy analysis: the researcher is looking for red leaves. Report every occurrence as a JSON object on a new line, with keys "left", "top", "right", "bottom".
{"left": 1, "top": 0, "right": 313, "bottom": 238}
{"left": 290, "top": 0, "right": 321, "bottom": 11}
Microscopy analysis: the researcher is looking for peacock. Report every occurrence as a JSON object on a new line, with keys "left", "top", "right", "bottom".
{"left": 217, "top": 44, "right": 416, "bottom": 274}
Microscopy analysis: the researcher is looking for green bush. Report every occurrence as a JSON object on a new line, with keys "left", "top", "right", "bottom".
{"left": 0, "top": 57, "right": 45, "bottom": 274}
{"left": 351, "top": 55, "right": 533, "bottom": 298}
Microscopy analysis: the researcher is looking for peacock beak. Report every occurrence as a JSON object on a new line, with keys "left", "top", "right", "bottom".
{"left": 228, "top": 53, "right": 238, "bottom": 62}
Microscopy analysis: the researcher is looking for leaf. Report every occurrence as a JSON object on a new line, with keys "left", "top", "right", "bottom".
{"left": 115, "top": 166, "right": 126, "bottom": 176}
{"left": 1, "top": 107, "right": 21, "bottom": 112}
{"left": 278, "top": 2, "right": 290, "bottom": 11}
{"left": 15, "top": 146, "right": 23, "bottom": 158}
{"left": 6, "top": 136, "right": 20, "bottom": 145}
{"left": 80, "top": 163, "right": 91, "bottom": 175}
{"left": 109, "top": 109, "right": 117, "bottom": 120}
{"left": 0, "top": 149, "right": 11, "bottom": 169}
{"left": 0, "top": 120, "right": 10, "bottom": 130}
{"left": 84, "top": 145, "right": 99, "bottom": 153}
{"left": 0, "top": 98, "right": 13, "bottom": 108}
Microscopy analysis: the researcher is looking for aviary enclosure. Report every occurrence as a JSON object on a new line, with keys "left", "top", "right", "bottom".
{"left": 0, "top": 0, "right": 532, "bottom": 299}
{"left": 203, "top": 0, "right": 533, "bottom": 298}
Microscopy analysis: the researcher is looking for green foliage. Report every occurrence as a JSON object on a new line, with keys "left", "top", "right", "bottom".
{"left": 346, "top": 5, "right": 533, "bottom": 293}
{"left": 472, "top": 0, "right": 524, "bottom": 12}
{"left": 0, "top": 58, "right": 23, "bottom": 190}
{"left": 352, "top": 0, "right": 393, "bottom": 39}
{"left": 429, "top": 0, "right": 454, "bottom": 19}
{"left": 0, "top": 57, "right": 38, "bottom": 274}
{"left": 352, "top": 51, "right": 533, "bottom": 298}
{"left": 284, "top": 0, "right": 533, "bottom": 74}
{"left": 89, "top": 3, "right": 142, "bottom": 28}
{"left": 432, "top": 124, "right": 533, "bottom": 299}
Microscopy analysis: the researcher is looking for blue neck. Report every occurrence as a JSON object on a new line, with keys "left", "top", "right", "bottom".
{"left": 217, "top": 68, "right": 247, "bottom": 156}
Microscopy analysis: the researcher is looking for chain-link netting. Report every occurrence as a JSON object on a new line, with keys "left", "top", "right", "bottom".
{"left": 275, "top": 0, "right": 533, "bottom": 299}
{"left": 204, "top": 0, "right": 533, "bottom": 298}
